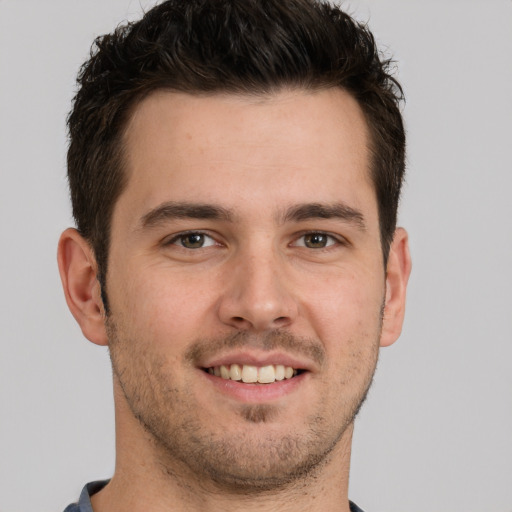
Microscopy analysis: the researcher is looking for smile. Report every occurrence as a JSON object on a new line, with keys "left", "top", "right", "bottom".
{"left": 205, "top": 364, "right": 300, "bottom": 384}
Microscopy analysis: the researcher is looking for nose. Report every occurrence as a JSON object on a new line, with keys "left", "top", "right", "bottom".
{"left": 217, "top": 248, "right": 298, "bottom": 332}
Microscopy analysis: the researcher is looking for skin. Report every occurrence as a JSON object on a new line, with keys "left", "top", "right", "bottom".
{"left": 58, "top": 88, "right": 411, "bottom": 512}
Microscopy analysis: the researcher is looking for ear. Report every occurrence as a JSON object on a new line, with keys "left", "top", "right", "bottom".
{"left": 380, "top": 227, "right": 412, "bottom": 347}
{"left": 57, "top": 228, "right": 108, "bottom": 346}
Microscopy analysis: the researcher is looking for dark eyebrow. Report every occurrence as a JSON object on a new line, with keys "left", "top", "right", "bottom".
{"left": 140, "top": 201, "right": 235, "bottom": 228}
{"left": 280, "top": 202, "right": 366, "bottom": 230}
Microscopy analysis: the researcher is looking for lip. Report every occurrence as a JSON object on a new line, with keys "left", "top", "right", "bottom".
{"left": 198, "top": 350, "right": 315, "bottom": 372}
{"left": 199, "top": 367, "right": 308, "bottom": 403}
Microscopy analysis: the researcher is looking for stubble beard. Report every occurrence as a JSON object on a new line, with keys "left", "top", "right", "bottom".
{"left": 107, "top": 318, "right": 380, "bottom": 494}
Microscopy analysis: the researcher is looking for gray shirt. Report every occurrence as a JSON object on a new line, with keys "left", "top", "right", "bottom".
{"left": 63, "top": 480, "right": 366, "bottom": 511}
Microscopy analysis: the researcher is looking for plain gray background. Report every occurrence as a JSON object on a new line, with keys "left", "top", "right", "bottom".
{"left": 1, "top": 1, "right": 511, "bottom": 511}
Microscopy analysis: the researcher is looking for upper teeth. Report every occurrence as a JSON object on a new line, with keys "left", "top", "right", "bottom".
{"left": 208, "top": 364, "right": 297, "bottom": 383}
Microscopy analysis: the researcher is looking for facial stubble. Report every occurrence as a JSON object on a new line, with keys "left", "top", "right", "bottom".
{"left": 107, "top": 320, "right": 381, "bottom": 493}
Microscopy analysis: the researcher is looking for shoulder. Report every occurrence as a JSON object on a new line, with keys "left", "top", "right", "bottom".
{"left": 63, "top": 505, "right": 80, "bottom": 512}
{"left": 62, "top": 480, "right": 109, "bottom": 512}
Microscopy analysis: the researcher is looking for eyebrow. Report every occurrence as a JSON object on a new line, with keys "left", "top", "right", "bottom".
{"left": 279, "top": 202, "right": 366, "bottom": 230}
{"left": 140, "top": 201, "right": 235, "bottom": 228}
{"left": 139, "top": 200, "right": 366, "bottom": 231}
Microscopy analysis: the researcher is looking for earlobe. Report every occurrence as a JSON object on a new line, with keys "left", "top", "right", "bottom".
{"left": 380, "top": 227, "right": 412, "bottom": 348}
{"left": 57, "top": 228, "right": 109, "bottom": 346}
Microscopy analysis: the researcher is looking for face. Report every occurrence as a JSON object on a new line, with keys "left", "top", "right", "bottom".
{"left": 105, "top": 88, "right": 387, "bottom": 490}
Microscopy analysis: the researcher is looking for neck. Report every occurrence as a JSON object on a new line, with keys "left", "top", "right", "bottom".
{"left": 92, "top": 386, "right": 354, "bottom": 512}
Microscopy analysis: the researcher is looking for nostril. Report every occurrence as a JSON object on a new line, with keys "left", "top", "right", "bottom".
{"left": 223, "top": 312, "right": 293, "bottom": 331}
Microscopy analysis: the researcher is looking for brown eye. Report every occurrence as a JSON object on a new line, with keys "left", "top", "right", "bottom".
{"left": 303, "top": 233, "right": 330, "bottom": 248}
{"left": 173, "top": 233, "right": 217, "bottom": 249}
{"left": 180, "top": 233, "right": 204, "bottom": 248}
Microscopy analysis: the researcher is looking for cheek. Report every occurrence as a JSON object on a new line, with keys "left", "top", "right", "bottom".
{"left": 301, "top": 268, "right": 385, "bottom": 340}
{"left": 111, "top": 266, "right": 216, "bottom": 350}
{"left": 300, "top": 271, "right": 383, "bottom": 392}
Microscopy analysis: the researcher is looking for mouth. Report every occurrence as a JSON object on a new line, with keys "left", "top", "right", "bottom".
{"left": 203, "top": 364, "right": 304, "bottom": 384}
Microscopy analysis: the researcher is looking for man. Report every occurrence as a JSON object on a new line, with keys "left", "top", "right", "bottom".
{"left": 58, "top": 0, "right": 411, "bottom": 510}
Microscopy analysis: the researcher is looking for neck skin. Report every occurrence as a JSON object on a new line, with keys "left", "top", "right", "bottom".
{"left": 91, "top": 382, "right": 354, "bottom": 512}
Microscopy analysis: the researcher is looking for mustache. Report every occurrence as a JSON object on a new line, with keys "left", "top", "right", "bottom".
{"left": 184, "top": 330, "right": 325, "bottom": 368}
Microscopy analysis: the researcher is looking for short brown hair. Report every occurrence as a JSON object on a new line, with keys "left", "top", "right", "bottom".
{"left": 67, "top": 0, "right": 405, "bottom": 306}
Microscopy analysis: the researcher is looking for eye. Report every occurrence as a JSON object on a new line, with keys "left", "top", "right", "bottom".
{"left": 293, "top": 232, "right": 339, "bottom": 249}
{"left": 168, "top": 232, "right": 217, "bottom": 249}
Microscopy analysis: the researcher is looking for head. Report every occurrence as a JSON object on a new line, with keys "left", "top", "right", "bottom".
{"left": 67, "top": 0, "right": 405, "bottom": 311}
{"left": 60, "top": 0, "right": 411, "bottom": 495}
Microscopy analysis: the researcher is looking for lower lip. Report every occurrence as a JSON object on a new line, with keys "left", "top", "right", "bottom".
{"left": 200, "top": 370, "right": 308, "bottom": 403}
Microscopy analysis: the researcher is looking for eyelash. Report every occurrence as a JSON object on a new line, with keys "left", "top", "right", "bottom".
{"left": 163, "top": 230, "right": 347, "bottom": 250}
{"left": 164, "top": 230, "right": 218, "bottom": 249}
{"left": 291, "top": 231, "right": 345, "bottom": 249}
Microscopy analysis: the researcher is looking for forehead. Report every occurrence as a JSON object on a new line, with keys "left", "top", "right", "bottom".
{"left": 117, "top": 88, "right": 375, "bottom": 226}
